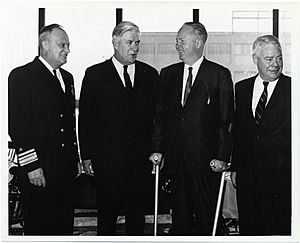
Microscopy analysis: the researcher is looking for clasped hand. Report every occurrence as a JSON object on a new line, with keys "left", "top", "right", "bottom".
{"left": 210, "top": 159, "right": 230, "bottom": 173}
{"left": 82, "top": 159, "right": 94, "bottom": 176}
{"left": 149, "top": 153, "right": 164, "bottom": 172}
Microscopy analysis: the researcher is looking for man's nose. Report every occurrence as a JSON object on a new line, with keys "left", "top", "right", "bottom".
{"left": 65, "top": 45, "right": 70, "bottom": 53}
{"left": 175, "top": 42, "right": 182, "bottom": 50}
{"left": 132, "top": 44, "right": 139, "bottom": 52}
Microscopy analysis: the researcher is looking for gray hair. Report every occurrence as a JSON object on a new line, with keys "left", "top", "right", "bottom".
{"left": 253, "top": 35, "right": 282, "bottom": 56}
{"left": 182, "top": 22, "right": 208, "bottom": 44}
{"left": 38, "top": 23, "right": 65, "bottom": 48}
{"left": 112, "top": 21, "right": 140, "bottom": 40}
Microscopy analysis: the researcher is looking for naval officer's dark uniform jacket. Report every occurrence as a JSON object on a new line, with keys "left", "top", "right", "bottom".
{"left": 8, "top": 57, "right": 79, "bottom": 235}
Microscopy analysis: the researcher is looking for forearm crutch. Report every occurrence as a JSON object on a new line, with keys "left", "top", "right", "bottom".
{"left": 212, "top": 171, "right": 226, "bottom": 236}
{"left": 152, "top": 156, "right": 160, "bottom": 236}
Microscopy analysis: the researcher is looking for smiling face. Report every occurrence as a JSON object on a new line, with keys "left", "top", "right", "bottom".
{"left": 42, "top": 28, "right": 70, "bottom": 69}
{"left": 253, "top": 43, "right": 283, "bottom": 81}
{"left": 113, "top": 30, "right": 140, "bottom": 65}
{"left": 175, "top": 25, "right": 204, "bottom": 65}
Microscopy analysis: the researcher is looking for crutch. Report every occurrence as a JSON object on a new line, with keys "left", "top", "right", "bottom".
{"left": 152, "top": 155, "right": 160, "bottom": 236}
{"left": 212, "top": 171, "right": 226, "bottom": 236}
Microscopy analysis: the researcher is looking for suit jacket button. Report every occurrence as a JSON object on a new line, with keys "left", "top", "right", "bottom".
{"left": 61, "top": 143, "right": 65, "bottom": 147}
{"left": 256, "top": 135, "right": 260, "bottom": 139}
{"left": 60, "top": 114, "right": 64, "bottom": 118}
{"left": 73, "top": 142, "right": 77, "bottom": 146}
{"left": 60, "top": 128, "right": 64, "bottom": 133}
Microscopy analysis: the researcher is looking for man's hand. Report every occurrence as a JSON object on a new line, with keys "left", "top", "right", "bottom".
{"left": 231, "top": 171, "right": 236, "bottom": 188}
{"left": 149, "top": 153, "right": 164, "bottom": 173}
{"left": 27, "top": 167, "right": 46, "bottom": 187}
{"left": 76, "top": 161, "right": 83, "bottom": 177}
{"left": 210, "top": 159, "right": 230, "bottom": 173}
{"left": 149, "top": 153, "right": 163, "bottom": 165}
{"left": 82, "top": 159, "right": 94, "bottom": 176}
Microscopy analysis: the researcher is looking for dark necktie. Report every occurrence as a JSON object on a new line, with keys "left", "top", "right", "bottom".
{"left": 123, "top": 65, "right": 132, "bottom": 90}
{"left": 183, "top": 67, "right": 193, "bottom": 106}
{"left": 53, "top": 69, "right": 64, "bottom": 91}
{"left": 255, "top": 81, "right": 269, "bottom": 124}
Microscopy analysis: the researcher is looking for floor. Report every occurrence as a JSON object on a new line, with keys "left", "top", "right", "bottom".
{"left": 73, "top": 209, "right": 172, "bottom": 236}
{"left": 10, "top": 208, "right": 239, "bottom": 236}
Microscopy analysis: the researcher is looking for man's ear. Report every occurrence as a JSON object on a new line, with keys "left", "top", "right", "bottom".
{"left": 112, "top": 38, "right": 119, "bottom": 49}
{"left": 195, "top": 39, "right": 202, "bottom": 48}
{"left": 41, "top": 40, "right": 49, "bottom": 52}
{"left": 252, "top": 54, "right": 258, "bottom": 65}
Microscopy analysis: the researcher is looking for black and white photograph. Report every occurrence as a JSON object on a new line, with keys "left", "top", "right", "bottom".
{"left": 1, "top": 0, "right": 299, "bottom": 242}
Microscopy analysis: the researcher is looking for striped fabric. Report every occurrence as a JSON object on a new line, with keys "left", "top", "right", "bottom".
{"left": 183, "top": 67, "right": 193, "bottom": 106}
{"left": 255, "top": 81, "right": 269, "bottom": 124}
{"left": 8, "top": 148, "right": 16, "bottom": 163}
{"left": 18, "top": 148, "right": 38, "bottom": 167}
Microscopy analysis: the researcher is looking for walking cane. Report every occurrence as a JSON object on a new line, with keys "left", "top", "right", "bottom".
{"left": 212, "top": 171, "right": 226, "bottom": 236}
{"left": 152, "top": 155, "right": 160, "bottom": 236}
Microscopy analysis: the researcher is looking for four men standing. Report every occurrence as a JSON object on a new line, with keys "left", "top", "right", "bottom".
{"left": 8, "top": 21, "right": 291, "bottom": 236}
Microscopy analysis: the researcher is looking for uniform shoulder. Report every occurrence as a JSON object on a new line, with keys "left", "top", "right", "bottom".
{"left": 8, "top": 59, "right": 39, "bottom": 84}
{"left": 9, "top": 59, "right": 35, "bottom": 76}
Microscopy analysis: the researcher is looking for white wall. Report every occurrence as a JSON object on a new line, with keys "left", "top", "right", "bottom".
{"left": 1, "top": 1, "right": 296, "bottom": 98}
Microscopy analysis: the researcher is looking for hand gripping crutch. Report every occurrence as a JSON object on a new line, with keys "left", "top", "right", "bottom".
{"left": 212, "top": 171, "right": 226, "bottom": 236}
{"left": 152, "top": 155, "right": 160, "bottom": 236}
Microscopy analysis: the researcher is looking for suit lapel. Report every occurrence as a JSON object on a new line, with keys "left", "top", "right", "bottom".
{"left": 133, "top": 61, "right": 142, "bottom": 90}
{"left": 175, "top": 63, "right": 184, "bottom": 108}
{"left": 183, "top": 58, "right": 209, "bottom": 107}
{"left": 264, "top": 74, "right": 284, "bottom": 111}
{"left": 247, "top": 77, "right": 256, "bottom": 121}
{"left": 34, "top": 58, "right": 65, "bottom": 99}
{"left": 109, "top": 58, "right": 129, "bottom": 88}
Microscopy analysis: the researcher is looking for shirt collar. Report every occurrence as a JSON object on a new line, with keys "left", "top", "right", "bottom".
{"left": 112, "top": 56, "right": 134, "bottom": 72}
{"left": 38, "top": 56, "right": 57, "bottom": 75}
{"left": 256, "top": 74, "right": 279, "bottom": 84}
{"left": 184, "top": 56, "right": 204, "bottom": 72}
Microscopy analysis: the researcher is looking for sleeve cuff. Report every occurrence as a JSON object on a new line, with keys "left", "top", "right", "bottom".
{"left": 9, "top": 147, "right": 41, "bottom": 176}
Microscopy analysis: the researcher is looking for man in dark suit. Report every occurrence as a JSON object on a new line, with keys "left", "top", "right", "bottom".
{"left": 149, "top": 22, "right": 234, "bottom": 235}
{"left": 8, "top": 24, "right": 80, "bottom": 235}
{"left": 231, "top": 35, "right": 291, "bottom": 235}
{"left": 78, "top": 21, "right": 159, "bottom": 235}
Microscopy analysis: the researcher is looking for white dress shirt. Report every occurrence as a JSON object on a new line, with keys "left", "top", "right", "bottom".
{"left": 112, "top": 56, "right": 135, "bottom": 87}
{"left": 181, "top": 56, "right": 204, "bottom": 105}
{"left": 252, "top": 75, "right": 278, "bottom": 116}
{"left": 38, "top": 56, "right": 65, "bottom": 92}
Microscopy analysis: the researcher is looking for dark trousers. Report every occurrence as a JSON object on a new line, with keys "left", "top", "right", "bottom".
{"left": 170, "top": 171, "right": 222, "bottom": 235}
{"left": 95, "top": 170, "right": 146, "bottom": 235}
{"left": 236, "top": 172, "right": 291, "bottom": 235}
{"left": 19, "top": 177, "right": 75, "bottom": 235}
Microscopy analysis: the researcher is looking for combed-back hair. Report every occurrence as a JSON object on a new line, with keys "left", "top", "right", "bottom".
{"left": 38, "top": 23, "right": 64, "bottom": 48}
{"left": 183, "top": 22, "right": 208, "bottom": 44}
{"left": 253, "top": 35, "right": 282, "bottom": 56}
{"left": 112, "top": 21, "right": 140, "bottom": 40}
